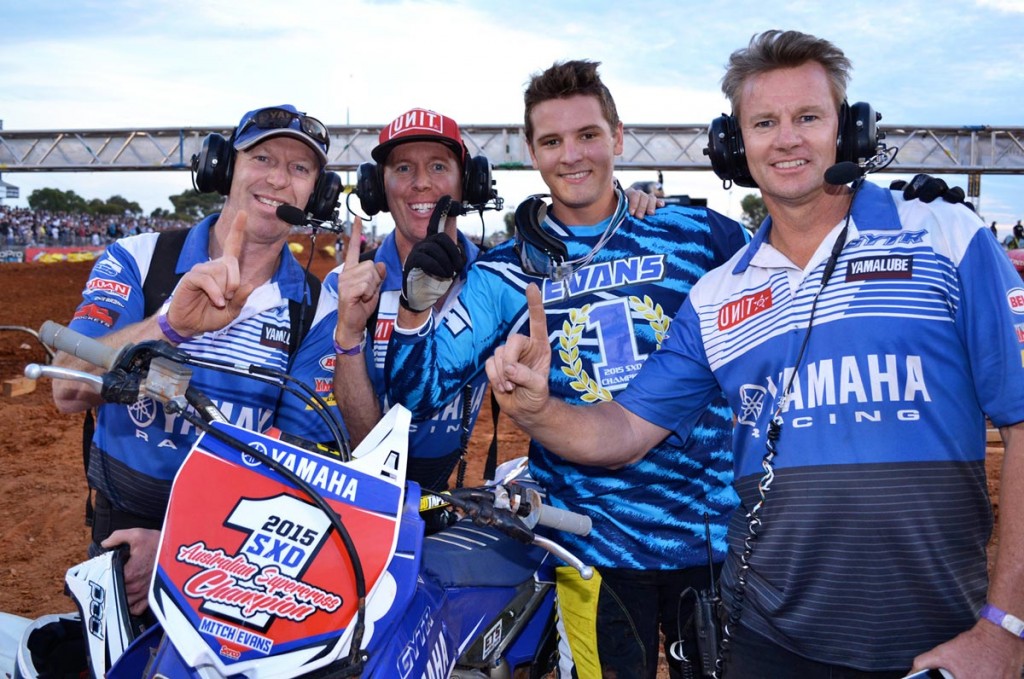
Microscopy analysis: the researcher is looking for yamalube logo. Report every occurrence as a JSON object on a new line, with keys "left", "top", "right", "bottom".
{"left": 261, "top": 323, "right": 291, "bottom": 350}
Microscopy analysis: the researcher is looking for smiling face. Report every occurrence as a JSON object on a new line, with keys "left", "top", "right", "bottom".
{"left": 224, "top": 135, "right": 320, "bottom": 243}
{"left": 382, "top": 141, "right": 463, "bottom": 258}
{"left": 527, "top": 94, "right": 623, "bottom": 226}
{"left": 738, "top": 61, "right": 841, "bottom": 211}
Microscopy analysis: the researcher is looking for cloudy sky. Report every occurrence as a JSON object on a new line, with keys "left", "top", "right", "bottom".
{"left": 2, "top": 0, "right": 1022, "bottom": 236}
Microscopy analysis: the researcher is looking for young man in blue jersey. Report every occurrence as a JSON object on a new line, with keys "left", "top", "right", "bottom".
{"left": 331, "top": 107, "right": 661, "bottom": 492}
{"left": 51, "top": 104, "right": 341, "bottom": 614}
{"left": 486, "top": 31, "right": 1024, "bottom": 679}
{"left": 385, "top": 61, "right": 749, "bottom": 678}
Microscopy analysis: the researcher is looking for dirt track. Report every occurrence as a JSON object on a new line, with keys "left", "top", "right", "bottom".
{"left": 0, "top": 238, "right": 531, "bottom": 620}
{"left": 0, "top": 234, "right": 1005, "bottom": 679}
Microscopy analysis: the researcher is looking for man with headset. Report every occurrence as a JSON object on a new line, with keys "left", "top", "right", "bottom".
{"left": 51, "top": 104, "right": 343, "bottom": 615}
{"left": 329, "top": 107, "right": 493, "bottom": 491}
{"left": 485, "top": 31, "right": 1024, "bottom": 678}
{"left": 383, "top": 63, "right": 749, "bottom": 678}
{"left": 332, "top": 107, "right": 662, "bottom": 492}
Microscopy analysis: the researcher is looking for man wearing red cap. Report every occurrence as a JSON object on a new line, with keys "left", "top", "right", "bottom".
{"left": 330, "top": 108, "right": 490, "bottom": 490}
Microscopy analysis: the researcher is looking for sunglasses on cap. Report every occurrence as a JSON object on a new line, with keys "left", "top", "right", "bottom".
{"left": 237, "top": 107, "right": 331, "bottom": 149}
{"left": 514, "top": 189, "right": 629, "bottom": 283}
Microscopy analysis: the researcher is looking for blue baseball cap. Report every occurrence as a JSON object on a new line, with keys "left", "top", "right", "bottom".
{"left": 233, "top": 104, "right": 330, "bottom": 165}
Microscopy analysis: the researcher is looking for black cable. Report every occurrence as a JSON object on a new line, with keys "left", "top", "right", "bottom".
{"left": 182, "top": 354, "right": 351, "bottom": 460}
{"left": 718, "top": 179, "right": 864, "bottom": 676}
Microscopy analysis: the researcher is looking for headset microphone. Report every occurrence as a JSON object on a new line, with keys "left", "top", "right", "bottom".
{"left": 276, "top": 204, "right": 310, "bottom": 226}
{"left": 824, "top": 161, "right": 865, "bottom": 186}
{"left": 275, "top": 203, "right": 348, "bottom": 235}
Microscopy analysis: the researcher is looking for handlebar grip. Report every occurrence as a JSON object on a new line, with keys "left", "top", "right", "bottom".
{"left": 39, "top": 320, "right": 123, "bottom": 370}
{"left": 536, "top": 504, "right": 592, "bottom": 537}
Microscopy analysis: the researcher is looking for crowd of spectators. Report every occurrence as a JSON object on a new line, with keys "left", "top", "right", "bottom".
{"left": 0, "top": 205, "right": 190, "bottom": 248}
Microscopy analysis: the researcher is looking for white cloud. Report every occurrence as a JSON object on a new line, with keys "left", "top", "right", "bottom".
{"left": 1, "top": 0, "right": 1021, "bottom": 228}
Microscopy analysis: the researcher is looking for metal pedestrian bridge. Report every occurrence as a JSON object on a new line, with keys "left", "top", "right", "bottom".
{"left": 2, "top": 123, "right": 1022, "bottom": 177}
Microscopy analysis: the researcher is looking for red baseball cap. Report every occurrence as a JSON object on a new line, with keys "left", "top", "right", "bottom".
{"left": 371, "top": 108, "right": 467, "bottom": 165}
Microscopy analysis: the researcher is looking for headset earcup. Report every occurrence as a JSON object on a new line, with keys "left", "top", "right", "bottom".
{"left": 306, "top": 171, "right": 343, "bottom": 222}
{"left": 837, "top": 101, "right": 879, "bottom": 164}
{"left": 706, "top": 115, "right": 756, "bottom": 188}
{"left": 514, "top": 196, "right": 568, "bottom": 262}
{"left": 463, "top": 155, "right": 494, "bottom": 206}
{"left": 355, "top": 162, "right": 385, "bottom": 216}
{"left": 192, "top": 133, "right": 234, "bottom": 195}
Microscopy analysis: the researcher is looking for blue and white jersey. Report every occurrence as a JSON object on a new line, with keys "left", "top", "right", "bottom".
{"left": 69, "top": 216, "right": 338, "bottom": 521}
{"left": 323, "top": 230, "right": 486, "bottom": 468}
{"left": 618, "top": 181, "right": 1024, "bottom": 669}
{"left": 388, "top": 195, "right": 748, "bottom": 570}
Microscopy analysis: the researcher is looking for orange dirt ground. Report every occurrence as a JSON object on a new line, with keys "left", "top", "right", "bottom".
{"left": 0, "top": 238, "right": 532, "bottom": 621}
{"left": 0, "top": 235, "right": 1005, "bottom": 679}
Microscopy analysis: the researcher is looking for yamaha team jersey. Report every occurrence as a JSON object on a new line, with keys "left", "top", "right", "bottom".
{"left": 322, "top": 230, "right": 488, "bottom": 463}
{"left": 68, "top": 216, "right": 338, "bottom": 521}
{"left": 388, "top": 194, "right": 749, "bottom": 569}
{"left": 617, "top": 182, "right": 1024, "bottom": 669}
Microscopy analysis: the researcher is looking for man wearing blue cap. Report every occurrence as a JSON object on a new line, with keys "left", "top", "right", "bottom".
{"left": 51, "top": 104, "right": 342, "bottom": 615}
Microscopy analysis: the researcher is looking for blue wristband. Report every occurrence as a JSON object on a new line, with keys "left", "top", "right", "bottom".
{"left": 980, "top": 603, "right": 1024, "bottom": 640}
{"left": 157, "top": 313, "right": 192, "bottom": 344}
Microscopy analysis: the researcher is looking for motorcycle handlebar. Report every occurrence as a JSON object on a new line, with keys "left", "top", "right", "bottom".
{"left": 39, "top": 320, "right": 124, "bottom": 370}
{"left": 535, "top": 504, "right": 592, "bottom": 537}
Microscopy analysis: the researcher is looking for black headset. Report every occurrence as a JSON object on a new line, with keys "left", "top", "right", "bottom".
{"left": 191, "top": 132, "right": 343, "bottom": 222}
{"left": 354, "top": 153, "right": 495, "bottom": 216}
{"left": 514, "top": 194, "right": 568, "bottom": 265}
{"left": 705, "top": 101, "right": 881, "bottom": 188}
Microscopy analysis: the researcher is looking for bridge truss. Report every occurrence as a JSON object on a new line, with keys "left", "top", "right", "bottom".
{"left": 1, "top": 124, "right": 1022, "bottom": 175}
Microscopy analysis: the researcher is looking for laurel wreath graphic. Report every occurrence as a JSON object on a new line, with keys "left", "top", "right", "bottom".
{"left": 558, "top": 295, "right": 670, "bottom": 403}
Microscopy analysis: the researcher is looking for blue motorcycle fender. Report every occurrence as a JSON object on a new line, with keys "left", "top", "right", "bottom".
{"left": 106, "top": 624, "right": 170, "bottom": 679}
{"left": 360, "top": 577, "right": 453, "bottom": 678}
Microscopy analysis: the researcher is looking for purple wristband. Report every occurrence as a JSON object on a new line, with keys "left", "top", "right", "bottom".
{"left": 980, "top": 603, "right": 1024, "bottom": 639}
{"left": 157, "top": 313, "right": 192, "bottom": 344}
{"left": 333, "top": 337, "right": 364, "bottom": 356}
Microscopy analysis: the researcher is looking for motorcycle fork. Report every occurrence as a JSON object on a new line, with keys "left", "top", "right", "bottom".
{"left": 454, "top": 580, "right": 555, "bottom": 677}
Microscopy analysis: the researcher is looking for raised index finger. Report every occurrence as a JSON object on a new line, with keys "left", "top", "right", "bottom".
{"left": 345, "top": 216, "right": 364, "bottom": 268}
{"left": 525, "top": 283, "right": 548, "bottom": 344}
{"left": 223, "top": 211, "right": 247, "bottom": 261}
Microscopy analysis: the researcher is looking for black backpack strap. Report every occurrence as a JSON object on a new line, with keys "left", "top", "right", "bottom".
{"left": 484, "top": 388, "right": 500, "bottom": 482}
{"left": 358, "top": 247, "right": 380, "bottom": 337}
{"left": 287, "top": 269, "right": 322, "bottom": 361}
{"left": 82, "top": 410, "right": 96, "bottom": 527}
{"left": 143, "top": 227, "right": 190, "bottom": 317}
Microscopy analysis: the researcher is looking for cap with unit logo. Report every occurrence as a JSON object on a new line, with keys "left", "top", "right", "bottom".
{"left": 371, "top": 108, "right": 467, "bottom": 165}
{"left": 233, "top": 104, "right": 330, "bottom": 166}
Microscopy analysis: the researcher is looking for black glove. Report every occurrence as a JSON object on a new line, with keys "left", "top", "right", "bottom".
{"left": 400, "top": 195, "right": 468, "bottom": 312}
{"left": 401, "top": 232, "right": 466, "bottom": 312}
{"left": 890, "top": 174, "right": 975, "bottom": 212}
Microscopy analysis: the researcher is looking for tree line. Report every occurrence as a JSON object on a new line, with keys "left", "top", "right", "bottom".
{"left": 26, "top": 188, "right": 224, "bottom": 221}
{"left": 26, "top": 185, "right": 769, "bottom": 233}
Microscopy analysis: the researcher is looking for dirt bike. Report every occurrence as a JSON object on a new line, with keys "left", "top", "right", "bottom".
{"left": 2, "top": 321, "right": 593, "bottom": 679}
